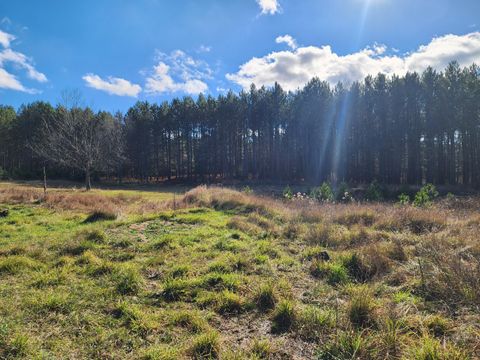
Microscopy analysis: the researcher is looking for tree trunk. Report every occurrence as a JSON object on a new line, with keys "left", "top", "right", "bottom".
{"left": 85, "top": 166, "right": 91, "bottom": 191}
{"left": 43, "top": 165, "right": 47, "bottom": 196}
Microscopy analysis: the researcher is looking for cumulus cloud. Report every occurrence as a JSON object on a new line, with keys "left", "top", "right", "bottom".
{"left": 276, "top": 35, "right": 297, "bottom": 50}
{"left": 0, "top": 48, "right": 47, "bottom": 82}
{"left": 227, "top": 32, "right": 480, "bottom": 91}
{"left": 145, "top": 50, "right": 210, "bottom": 95}
{"left": 0, "top": 68, "right": 29, "bottom": 92}
{"left": 0, "top": 28, "right": 47, "bottom": 93}
{"left": 256, "top": 0, "right": 280, "bottom": 15}
{"left": 83, "top": 74, "right": 142, "bottom": 97}
{"left": 0, "top": 29, "right": 15, "bottom": 48}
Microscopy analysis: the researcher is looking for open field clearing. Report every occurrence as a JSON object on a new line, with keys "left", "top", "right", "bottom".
{"left": 0, "top": 183, "right": 479, "bottom": 359}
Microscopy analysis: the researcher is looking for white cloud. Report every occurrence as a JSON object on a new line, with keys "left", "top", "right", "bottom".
{"left": 145, "top": 50, "right": 210, "bottom": 95}
{"left": 256, "top": 0, "right": 280, "bottom": 15}
{"left": 276, "top": 35, "right": 297, "bottom": 50}
{"left": 0, "top": 28, "right": 47, "bottom": 93}
{"left": 0, "top": 49, "right": 47, "bottom": 82}
{"left": 0, "top": 68, "right": 32, "bottom": 93}
{"left": 0, "top": 29, "right": 15, "bottom": 48}
{"left": 227, "top": 32, "right": 480, "bottom": 91}
{"left": 198, "top": 45, "right": 212, "bottom": 53}
{"left": 83, "top": 74, "right": 142, "bottom": 97}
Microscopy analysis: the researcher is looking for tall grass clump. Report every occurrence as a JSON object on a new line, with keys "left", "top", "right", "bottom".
{"left": 271, "top": 300, "right": 297, "bottom": 333}
{"left": 347, "top": 286, "right": 377, "bottom": 328}
{"left": 0, "top": 256, "right": 39, "bottom": 275}
{"left": 113, "top": 264, "right": 143, "bottom": 295}
{"left": 253, "top": 282, "right": 277, "bottom": 311}
{"left": 317, "top": 331, "right": 374, "bottom": 360}
{"left": 188, "top": 330, "right": 220, "bottom": 359}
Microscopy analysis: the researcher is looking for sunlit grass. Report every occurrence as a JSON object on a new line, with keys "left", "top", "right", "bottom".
{"left": 0, "top": 183, "right": 478, "bottom": 358}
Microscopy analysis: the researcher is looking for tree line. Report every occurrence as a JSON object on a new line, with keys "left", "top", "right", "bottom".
{"left": 0, "top": 61, "right": 479, "bottom": 189}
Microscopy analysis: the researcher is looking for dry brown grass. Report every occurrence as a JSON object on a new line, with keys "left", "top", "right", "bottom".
{"left": 376, "top": 206, "right": 446, "bottom": 234}
{"left": 0, "top": 185, "right": 175, "bottom": 216}
{"left": 418, "top": 235, "right": 480, "bottom": 308}
{"left": 182, "top": 185, "right": 284, "bottom": 217}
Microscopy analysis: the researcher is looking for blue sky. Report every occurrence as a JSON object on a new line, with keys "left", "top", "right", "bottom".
{"left": 1, "top": 0, "right": 479, "bottom": 112}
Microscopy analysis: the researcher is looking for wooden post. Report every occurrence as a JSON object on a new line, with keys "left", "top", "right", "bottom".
{"left": 43, "top": 165, "right": 47, "bottom": 196}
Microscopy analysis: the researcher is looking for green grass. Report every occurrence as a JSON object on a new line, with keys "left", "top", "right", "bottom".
{"left": 0, "top": 183, "right": 478, "bottom": 358}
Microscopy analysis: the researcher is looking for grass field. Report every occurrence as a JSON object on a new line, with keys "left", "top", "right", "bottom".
{"left": 0, "top": 182, "right": 479, "bottom": 359}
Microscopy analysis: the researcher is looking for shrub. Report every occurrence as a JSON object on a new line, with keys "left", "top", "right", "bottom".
{"left": 283, "top": 186, "right": 293, "bottom": 200}
{"left": 365, "top": 180, "right": 383, "bottom": 201}
{"left": 398, "top": 193, "right": 410, "bottom": 205}
{"left": 83, "top": 210, "right": 117, "bottom": 223}
{"left": 271, "top": 300, "right": 297, "bottom": 333}
{"left": 336, "top": 182, "right": 353, "bottom": 202}
{"left": 0, "top": 167, "right": 9, "bottom": 180}
{"left": 310, "top": 182, "right": 334, "bottom": 202}
{"left": 414, "top": 184, "right": 438, "bottom": 207}
{"left": 242, "top": 186, "right": 253, "bottom": 194}
{"left": 188, "top": 331, "right": 220, "bottom": 359}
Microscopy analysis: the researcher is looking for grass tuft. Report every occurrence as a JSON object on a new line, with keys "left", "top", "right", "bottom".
{"left": 113, "top": 263, "right": 143, "bottom": 295}
{"left": 0, "top": 256, "right": 39, "bottom": 275}
{"left": 188, "top": 330, "right": 220, "bottom": 359}
{"left": 271, "top": 299, "right": 296, "bottom": 333}
{"left": 253, "top": 282, "right": 277, "bottom": 311}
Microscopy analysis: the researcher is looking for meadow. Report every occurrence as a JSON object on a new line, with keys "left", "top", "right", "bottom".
{"left": 0, "top": 182, "right": 479, "bottom": 359}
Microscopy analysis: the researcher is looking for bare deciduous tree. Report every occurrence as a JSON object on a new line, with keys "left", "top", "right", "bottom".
{"left": 31, "top": 91, "right": 124, "bottom": 190}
